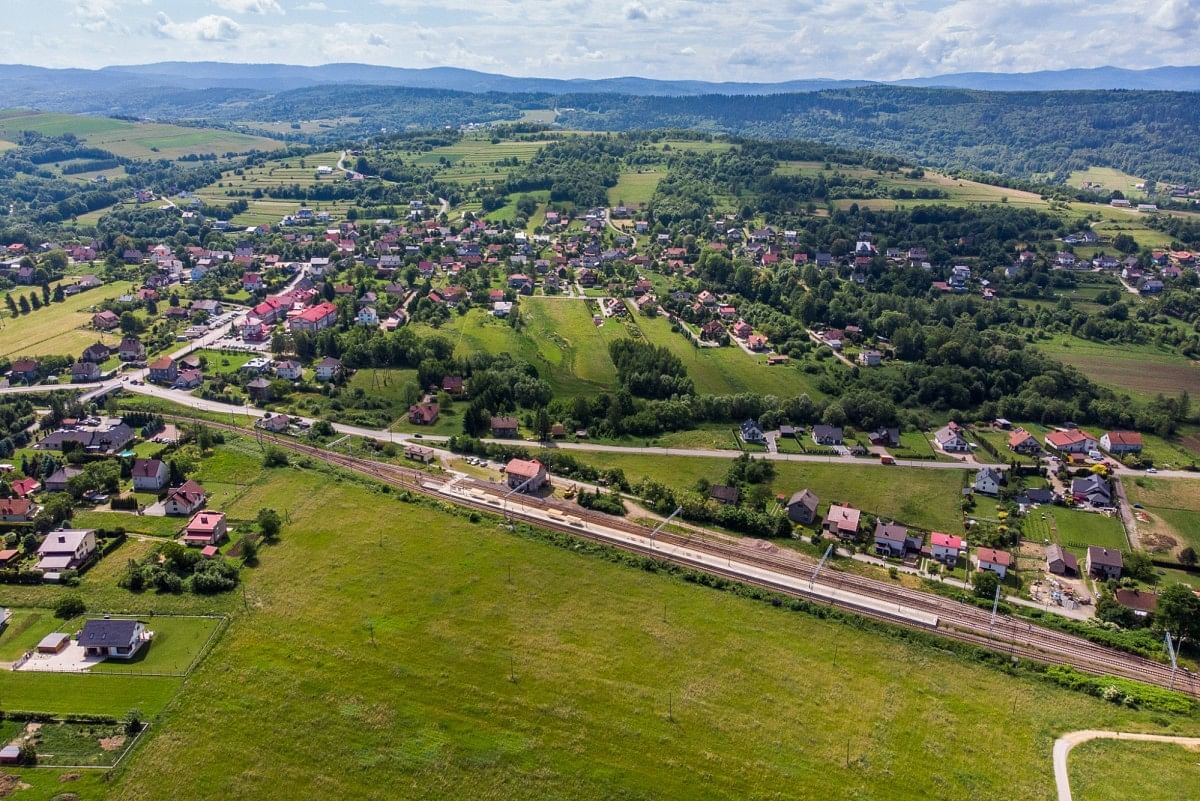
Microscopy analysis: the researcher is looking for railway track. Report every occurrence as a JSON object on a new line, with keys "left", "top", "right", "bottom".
{"left": 175, "top": 417, "right": 1198, "bottom": 697}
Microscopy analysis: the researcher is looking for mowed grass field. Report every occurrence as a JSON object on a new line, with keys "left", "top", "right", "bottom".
{"left": 92, "top": 456, "right": 1196, "bottom": 801}
{"left": 0, "top": 110, "right": 281, "bottom": 160}
{"left": 1023, "top": 505, "right": 1128, "bottom": 555}
{"left": 607, "top": 168, "right": 664, "bottom": 207}
{"left": 1068, "top": 166, "right": 1147, "bottom": 198}
{"left": 0, "top": 280, "right": 135, "bottom": 359}
{"left": 413, "top": 298, "right": 628, "bottom": 397}
{"left": 1036, "top": 336, "right": 1200, "bottom": 402}
{"left": 1068, "top": 739, "right": 1200, "bottom": 801}
{"left": 554, "top": 450, "right": 967, "bottom": 533}
{"left": 631, "top": 312, "right": 828, "bottom": 398}
{"left": 410, "top": 136, "right": 556, "bottom": 184}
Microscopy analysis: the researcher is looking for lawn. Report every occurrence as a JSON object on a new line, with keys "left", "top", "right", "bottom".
{"left": 0, "top": 671, "right": 181, "bottom": 717}
{"left": 92, "top": 453, "right": 1196, "bottom": 801}
{"left": 1035, "top": 335, "right": 1200, "bottom": 402}
{"left": 1023, "top": 505, "right": 1128, "bottom": 553}
{"left": 1068, "top": 739, "right": 1200, "bottom": 801}
{"left": 631, "top": 313, "right": 828, "bottom": 398}
{"left": 89, "top": 616, "right": 222, "bottom": 676}
{"left": 0, "top": 608, "right": 65, "bottom": 660}
{"left": 73, "top": 510, "right": 184, "bottom": 538}
{"left": 551, "top": 450, "right": 967, "bottom": 534}
{"left": 0, "top": 280, "right": 135, "bottom": 359}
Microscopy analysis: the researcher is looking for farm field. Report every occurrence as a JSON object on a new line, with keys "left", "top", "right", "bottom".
{"left": 190, "top": 150, "right": 355, "bottom": 225}
{"left": 0, "top": 110, "right": 281, "bottom": 160}
{"left": 84, "top": 452, "right": 1194, "bottom": 801}
{"left": 1035, "top": 335, "right": 1200, "bottom": 402}
{"left": 409, "top": 136, "right": 556, "bottom": 184}
{"left": 0, "top": 280, "right": 135, "bottom": 359}
{"left": 607, "top": 168, "right": 664, "bottom": 207}
{"left": 412, "top": 298, "right": 628, "bottom": 398}
{"left": 777, "top": 161, "right": 1049, "bottom": 208}
{"left": 1068, "top": 739, "right": 1200, "bottom": 801}
{"left": 1068, "top": 166, "right": 1147, "bottom": 198}
{"left": 551, "top": 450, "right": 967, "bottom": 534}
{"left": 631, "top": 312, "right": 828, "bottom": 398}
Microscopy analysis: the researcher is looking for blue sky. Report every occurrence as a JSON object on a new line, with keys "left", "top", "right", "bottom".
{"left": 5, "top": 1, "right": 1199, "bottom": 80}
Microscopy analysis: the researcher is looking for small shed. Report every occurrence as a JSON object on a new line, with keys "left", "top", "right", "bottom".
{"left": 37, "top": 632, "right": 71, "bottom": 654}
{"left": 200, "top": 545, "right": 220, "bottom": 559}
{"left": 0, "top": 745, "right": 21, "bottom": 764}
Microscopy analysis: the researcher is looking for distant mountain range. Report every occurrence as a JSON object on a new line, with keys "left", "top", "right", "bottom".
{"left": 1, "top": 62, "right": 1199, "bottom": 99}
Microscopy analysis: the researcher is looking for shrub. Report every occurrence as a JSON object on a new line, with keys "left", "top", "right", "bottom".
{"left": 54, "top": 594, "right": 85, "bottom": 619}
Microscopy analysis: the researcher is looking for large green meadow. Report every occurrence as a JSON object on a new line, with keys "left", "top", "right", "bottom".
{"left": 0, "top": 438, "right": 1193, "bottom": 797}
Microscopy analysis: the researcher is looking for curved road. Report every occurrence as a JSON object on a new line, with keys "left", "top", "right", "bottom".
{"left": 1053, "top": 730, "right": 1200, "bottom": 801}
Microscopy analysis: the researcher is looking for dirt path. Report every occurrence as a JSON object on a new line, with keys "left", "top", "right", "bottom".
{"left": 1052, "top": 730, "right": 1200, "bottom": 801}
{"left": 1113, "top": 477, "right": 1141, "bottom": 550}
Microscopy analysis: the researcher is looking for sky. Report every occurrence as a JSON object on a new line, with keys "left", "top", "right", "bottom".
{"left": 3, "top": 0, "right": 1198, "bottom": 81}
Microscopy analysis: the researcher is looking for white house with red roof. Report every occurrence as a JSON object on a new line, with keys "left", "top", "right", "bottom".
{"left": 1100, "top": 431, "right": 1143, "bottom": 454}
{"left": 974, "top": 547, "right": 1012, "bottom": 579}
{"left": 164, "top": 480, "right": 206, "bottom": 516}
{"left": 822, "top": 504, "right": 861, "bottom": 539}
{"left": 1044, "top": 428, "right": 1097, "bottom": 454}
{"left": 930, "top": 532, "right": 964, "bottom": 566}
{"left": 288, "top": 301, "right": 338, "bottom": 333}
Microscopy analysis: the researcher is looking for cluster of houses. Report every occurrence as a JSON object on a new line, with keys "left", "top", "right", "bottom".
{"left": 1, "top": 444, "right": 231, "bottom": 580}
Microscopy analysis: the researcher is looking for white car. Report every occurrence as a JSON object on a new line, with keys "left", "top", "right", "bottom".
{"left": 1147, "top": 467, "right": 1158, "bottom": 474}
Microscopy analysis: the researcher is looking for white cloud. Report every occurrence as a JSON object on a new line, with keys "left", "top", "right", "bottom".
{"left": 1149, "top": 0, "right": 1200, "bottom": 33}
{"left": 214, "top": 0, "right": 285, "bottom": 15}
{"left": 153, "top": 13, "right": 242, "bottom": 42}
{"left": 9, "top": 0, "right": 1200, "bottom": 82}
{"left": 73, "top": 0, "right": 127, "bottom": 33}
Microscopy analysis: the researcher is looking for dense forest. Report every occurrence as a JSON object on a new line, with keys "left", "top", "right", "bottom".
{"left": 556, "top": 86, "right": 1200, "bottom": 183}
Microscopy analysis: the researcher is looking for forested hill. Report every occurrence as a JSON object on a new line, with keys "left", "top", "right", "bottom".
{"left": 555, "top": 86, "right": 1200, "bottom": 183}
{"left": 8, "top": 75, "right": 1199, "bottom": 183}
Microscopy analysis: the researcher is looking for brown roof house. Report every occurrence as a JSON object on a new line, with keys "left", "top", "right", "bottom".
{"left": 1045, "top": 544, "right": 1078, "bottom": 576}
{"left": 491, "top": 416, "right": 519, "bottom": 438}
{"left": 505, "top": 459, "right": 548, "bottom": 492}
{"left": 1086, "top": 546, "right": 1123, "bottom": 580}
{"left": 786, "top": 489, "right": 819, "bottom": 525}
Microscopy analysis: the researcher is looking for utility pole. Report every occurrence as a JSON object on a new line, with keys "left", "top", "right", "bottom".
{"left": 990, "top": 582, "right": 1002, "bottom": 627}
{"left": 648, "top": 506, "right": 683, "bottom": 542}
{"left": 1165, "top": 631, "right": 1179, "bottom": 689}
{"left": 810, "top": 544, "right": 833, "bottom": 590}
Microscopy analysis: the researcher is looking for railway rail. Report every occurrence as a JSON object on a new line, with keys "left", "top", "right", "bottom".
{"left": 172, "top": 416, "right": 1198, "bottom": 698}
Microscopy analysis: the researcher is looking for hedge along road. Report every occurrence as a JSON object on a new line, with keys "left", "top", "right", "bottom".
{"left": 1052, "top": 730, "right": 1200, "bottom": 801}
